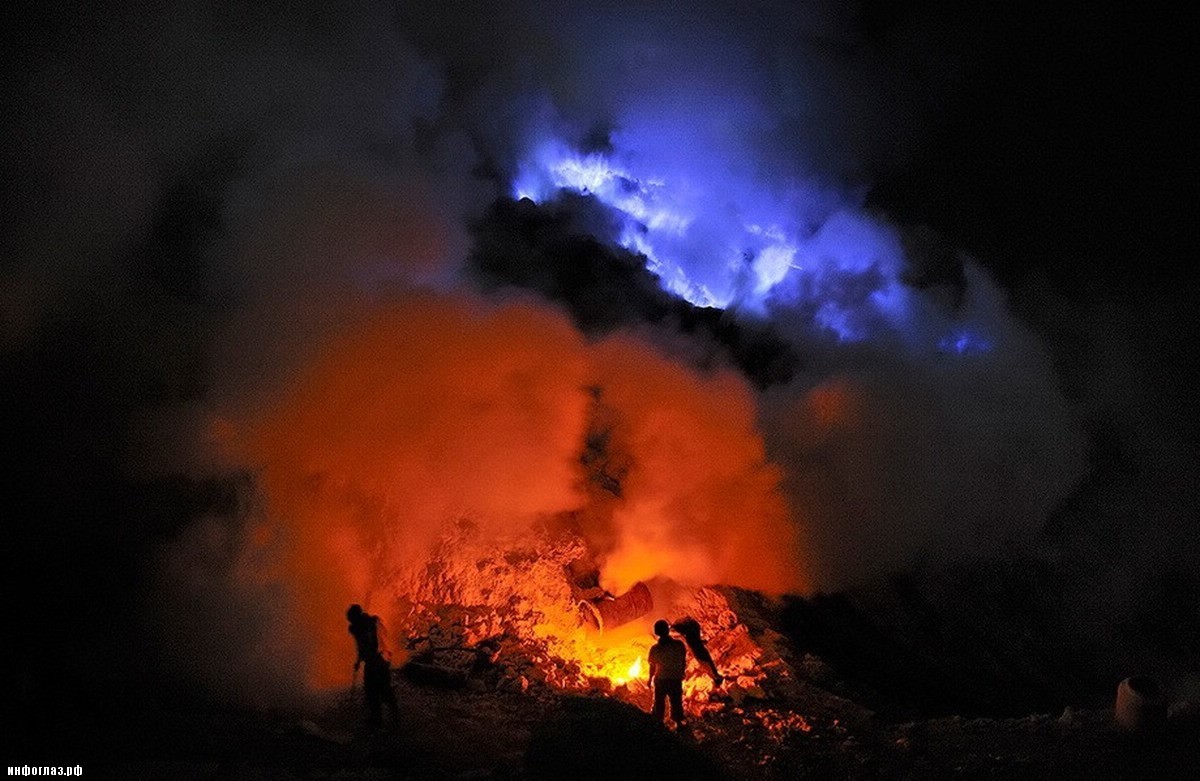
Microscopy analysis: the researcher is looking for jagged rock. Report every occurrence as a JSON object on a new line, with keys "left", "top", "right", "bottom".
{"left": 499, "top": 674, "right": 531, "bottom": 693}
{"left": 386, "top": 523, "right": 785, "bottom": 699}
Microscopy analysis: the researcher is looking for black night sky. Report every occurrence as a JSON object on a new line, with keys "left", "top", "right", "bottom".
{"left": 4, "top": 1, "right": 1197, "bottom": 775}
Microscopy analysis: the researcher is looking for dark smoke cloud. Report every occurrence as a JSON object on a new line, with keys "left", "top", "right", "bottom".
{"left": 467, "top": 195, "right": 801, "bottom": 388}
{"left": 3, "top": 0, "right": 483, "bottom": 708}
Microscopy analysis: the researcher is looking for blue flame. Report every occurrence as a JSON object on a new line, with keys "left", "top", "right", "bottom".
{"left": 938, "top": 330, "right": 993, "bottom": 356}
{"left": 512, "top": 139, "right": 907, "bottom": 341}
{"left": 512, "top": 136, "right": 991, "bottom": 353}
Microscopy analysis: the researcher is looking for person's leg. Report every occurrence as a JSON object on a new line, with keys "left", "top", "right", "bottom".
{"left": 365, "top": 684, "right": 382, "bottom": 728}
{"left": 652, "top": 681, "right": 667, "bottom": 722}
{"left": 381, "top": 669, "right": 398, "bottom": 724}
{"left": 668, "top": 680, "right": 685, "bottom": 725}
{"left": 365, "top": 663, "right": 384, "bottom": 729}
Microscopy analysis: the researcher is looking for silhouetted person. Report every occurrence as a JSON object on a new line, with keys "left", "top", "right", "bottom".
{"left": 347, "top": 603, "right": 398, "bottom": 730}
{"left": 647, "top": 619, "right": 687, "bottom": 727}
{"left": 672, "top": 616, "right": 724, "bottom": 685}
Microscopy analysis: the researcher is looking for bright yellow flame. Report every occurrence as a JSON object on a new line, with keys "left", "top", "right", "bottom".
{"left": 570, "top": 637, "right": 649, "bottom": 687}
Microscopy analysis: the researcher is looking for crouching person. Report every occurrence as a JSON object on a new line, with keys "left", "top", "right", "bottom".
{"left": 672, "top": 616, "right": 723, "bottom": 686}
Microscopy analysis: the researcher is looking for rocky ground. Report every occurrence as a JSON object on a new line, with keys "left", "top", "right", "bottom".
{"left": 33, "top": 672, "right": 1197, "bottom": 780}
{"left": 16, "top": 562, "right": 1199, "bottom": 779}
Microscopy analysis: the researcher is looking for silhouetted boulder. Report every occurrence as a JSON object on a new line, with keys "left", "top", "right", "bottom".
{"left": 525, "top": 696, "right": 727, "bottom": 781}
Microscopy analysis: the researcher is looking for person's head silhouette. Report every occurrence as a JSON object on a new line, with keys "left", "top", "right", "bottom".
{"left": 347, "top": 604, "right": 364, "bottom": 622}
{"left": 654, "top": 619, "right": 671, "bottom": 638}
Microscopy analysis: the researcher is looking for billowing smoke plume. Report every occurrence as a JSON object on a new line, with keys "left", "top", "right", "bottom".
{"left": 6, "top": 0, "right": 1188, "bottom": 710}
{"left": 763, "top": 270, "right": 1086, "bottom": 586}
{"left": 221, "top": 292, "right": 805, "bottom": 685}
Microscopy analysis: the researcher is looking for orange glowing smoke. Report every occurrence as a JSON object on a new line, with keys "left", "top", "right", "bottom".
{"left": 590, "top": 337, "right": 806, "bottom": 595}
{"left": 225, "top": 292, "right": 810, "bottom": 687}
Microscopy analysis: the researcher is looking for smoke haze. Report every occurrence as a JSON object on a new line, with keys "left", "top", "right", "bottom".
{"left": 4, "top": 0, "right": 1194, "bottom": 707}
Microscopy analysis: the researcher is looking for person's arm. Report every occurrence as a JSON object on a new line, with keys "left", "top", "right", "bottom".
{"left": 647, "top": 649, "right": 657, "bottom": 683}
{"left": 350, "top": 623, "right": 368, "bottom": 670}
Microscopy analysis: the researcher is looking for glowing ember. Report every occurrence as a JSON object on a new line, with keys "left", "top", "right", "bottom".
{"left": 572, "top": 644, "right": 650, "bottom": 688}
{"left": 615, "top": 656, "right": 642, "bottom": 685}
{"left": 389, "top": 523, "right": 663, "bottom": 692}
{"left": 376, "top": 517, "right": 779, "bottom": 709}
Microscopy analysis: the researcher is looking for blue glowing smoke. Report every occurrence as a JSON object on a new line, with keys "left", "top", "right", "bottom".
{"left": 512, "top": 136, "right": 977, "bottom": 349}
{"left": 938, "top": 329, "right": 993, "bottom": 356}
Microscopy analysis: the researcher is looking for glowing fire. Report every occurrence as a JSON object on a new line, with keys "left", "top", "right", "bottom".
{"left": 372, "top": 516, "right": 777, "bottom": 717}
{"left": 592, "top": 651, "right": 645, "bottom": 687}
{"left": 226, "top": 291, "right": 808, "bottom": 692}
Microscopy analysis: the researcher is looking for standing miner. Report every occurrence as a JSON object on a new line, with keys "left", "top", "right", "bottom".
{"left": 347, "top": 603, "right": 398, "bottom": 731}
{"left": 647, "top": 619, "right": 688, "bottom": 728}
